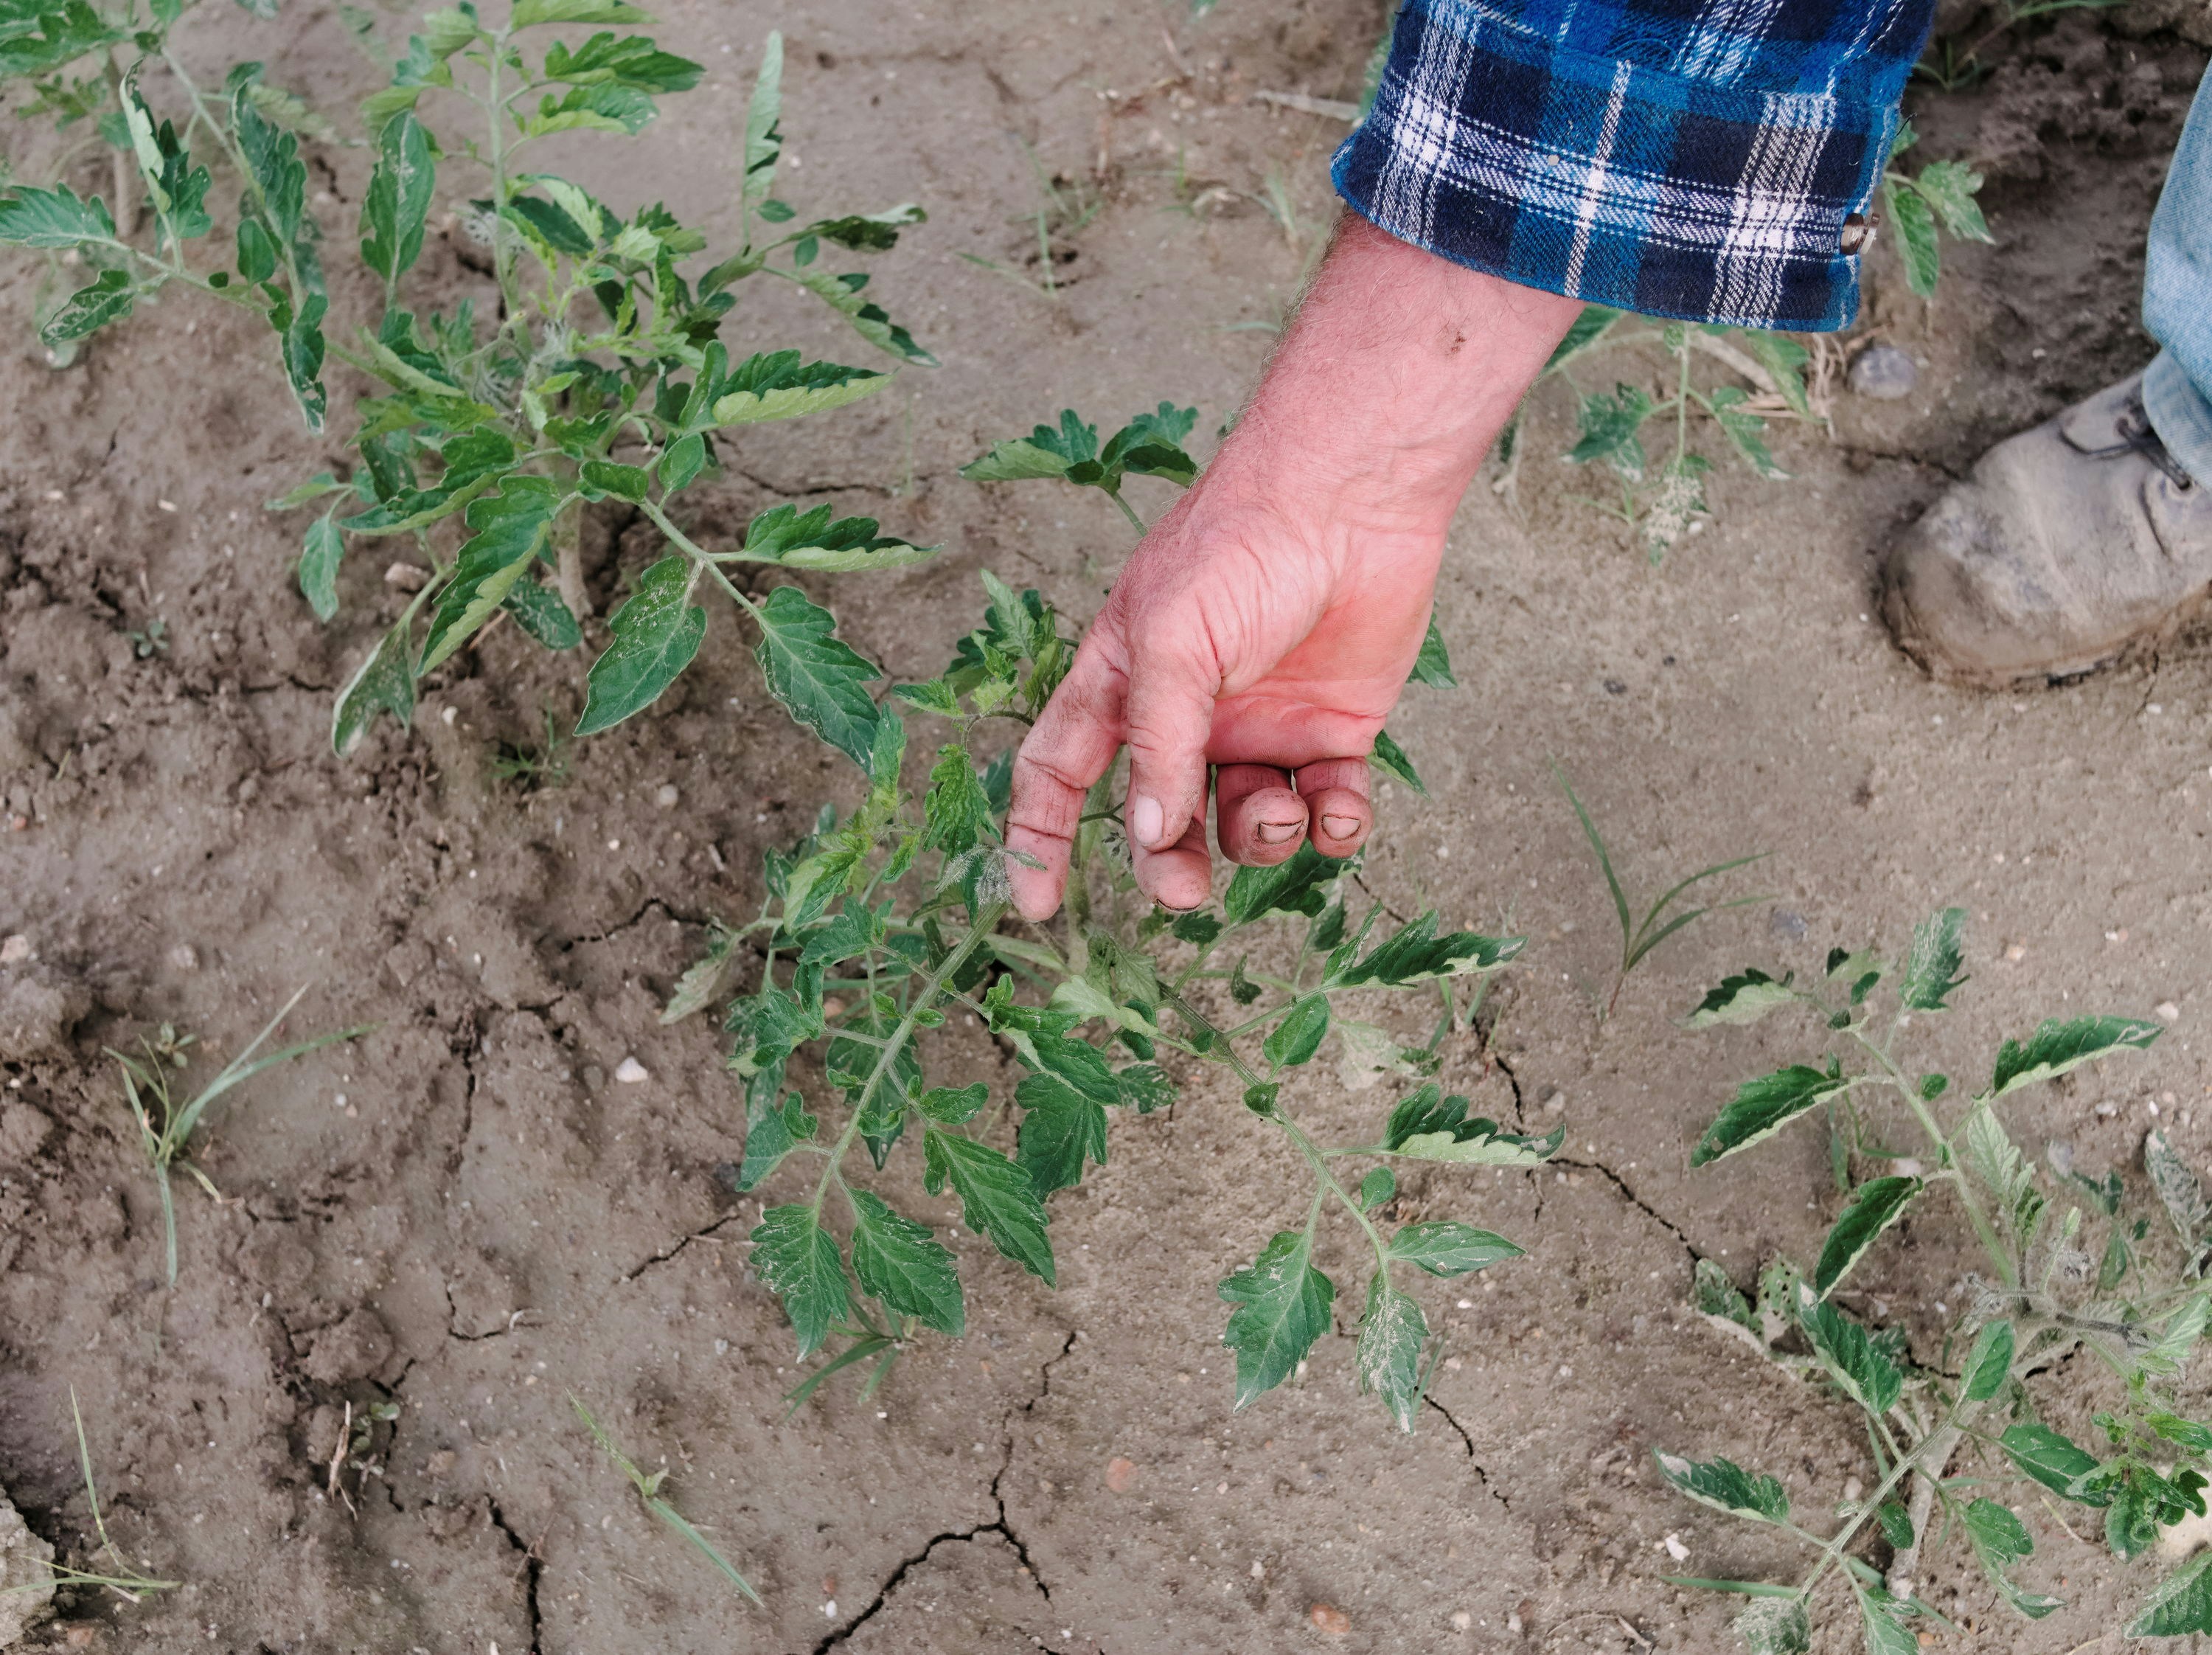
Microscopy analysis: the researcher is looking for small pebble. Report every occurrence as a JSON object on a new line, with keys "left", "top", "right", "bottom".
{"left": 0, "top": 934, "right": 31, "bottom": 965}
{"left": 1663, "top": 1533, "right": 1690, "bottom": 1562}
{"left": 614, "top": 1057, "right": 650, "bottom": 1084}
{"left": 383, "top": 562, "right": 428, "bottom": 591}
{"left": 1769, "top": 909, "right": 1808, "bottom": 941}
{"left": 168, "top": 943, "right": 198, "bottom": 971}
{"left": 1308, "top": 1603, "right": 1352, "bottom": 1636}
{"left": 2004, "top": 943, "right": 2026, "bottom": 962}
{"left": 2157, "top": 1002, "right": 2182, "bottom": 1024}
{"left": 1850, "top": 344, "right": 1918, "bottom": 400}
{"left": 655, "top": 784, "right": 680, "bottom": 808}
{"left": 1104, "top": 1455, "right": 1136, "bottom": 1493}
{"left": 1450, "top": 1610, "right": 1472, "bottom": 1631}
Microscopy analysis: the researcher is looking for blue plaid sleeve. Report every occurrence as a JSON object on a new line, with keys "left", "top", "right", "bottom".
{"left": 1332, "top": 0, "right": 1936, "bottom": 330}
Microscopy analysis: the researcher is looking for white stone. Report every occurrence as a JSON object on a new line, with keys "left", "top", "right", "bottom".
{"left": 1663, "top": 1533, "right": 1690, "bottom": 1562}
{"left": 614, "top": 1057, "right": 650, "bottom": 1084}
{"left": 0, "top": 936, "right": 29, "bottom": 966}
{"left": 2157, "top": 1002, "right": 2183, "bottom": 1024}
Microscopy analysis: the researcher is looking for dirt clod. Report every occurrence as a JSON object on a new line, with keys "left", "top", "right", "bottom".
{"left": 1308, "top": 1602, "right": 1352, "bottom": 1635}
{"left": 1103, "top": 1455, "right": 1136, "bottom": 1492}
{"left": 0, "top": 1483, "right": 55, "bottom": 1645}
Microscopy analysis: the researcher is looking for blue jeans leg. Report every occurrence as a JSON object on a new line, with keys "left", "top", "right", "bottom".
{"left": 2144, "top": 71, "right": 2212, "bottom": 485}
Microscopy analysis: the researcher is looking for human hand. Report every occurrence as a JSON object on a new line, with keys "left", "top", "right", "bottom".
{"left": 1004, "top": 215, "right": 1582, "bottom": 920}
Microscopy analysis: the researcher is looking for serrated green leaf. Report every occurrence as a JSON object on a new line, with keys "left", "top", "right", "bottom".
{"left": 1567, "top": 384, "right": 1652, "bottom": 476}
{"left": 784, "top": 266, "right": 936, "bottom": 364}
{"left": 1357, "top": 1167, "right": 1395, "bottom": 1212}
{"left": 1961, "top": 1318, "right": 2014, "bottom": 1402}
{"left": 752, "top": 586, "right": 881, "bottom": 770}
{"left": 417, "top": 478, "right": 562, "bottom": 670}
{"left": 847, "top": 1189, "right": 962, "bottom": 1336}
{"left": 924, "top": 1129, "right": 1052, "bottom": 1285}
{"left": 1014, "top": 1072, "right": 1108, "bottom": 1196}
{"left": 1885, "top": 178, "right": 1941, "bottom": 299}
{"left": 1366, "top": 726, "right": 1427, "bottom": 796}
{"left": 734, "top": 1086, "right": 814, "bottom": 1192}
{"left": 1408, "top": 617, "right": 1456, "bottom": 688}
{"left": 330, "top": 599, "right": 420, "bottom": 756}
{"left": 712, "top": 351, "right": 891, "bottom": 426}
{"left": 2132, "top": 1550, "right": 2212, "bottom": 1635}
{"left": 1355, "top": 1274, "right": 1426, "bottom": 1432}
{"left": 1911, "top": 159, "right": 1991, "bottom": 243}
{"left": 1734, "top": 1597, "right": 1810, "bottom": 1655}
{"left": 501, "top": 580, "right": 582, "bottom": 650}
{"left": 1686, "top": 968, "right": 1797, "bottom": 1027}
{"left": 1708, "top": 386, "right": 1786, "bottom": 480}
{"left": 1801, "top": 1293, "right": 1900, "bottom": 1415}
{"left": 297, "top": 511, "right": 344, "bottom": 621}
{"left": 0, "top": 0, "right": 121, "bottom": 76}
{"left": 575, "top": 555, "right": 703, "bottom": 734}
{"left": 510, "top": 0, "right": 649, "bottom": 23}
{"left": 1262, "top": 993, "right": 1330, "bottom": 1069}
{"left": 580, "top": 459, "right": 648, "bottom": 502}
{"left": 2001, "top": 1423, "right": 2107, "bottom": 1505}
{"left": 1388, "top": 1221, "right": 1522, "bottom": 1277}
{"left": 542, "top": 30, "right": 701, "bottom": 92}
{"left": 731, "top": 502, "right": 934, "bottom": 573}
{"left": 1222, "top": 842, "right": 1342, "bottom": 925}
{"left": 1220, "top": 1229, "right": 1335, "bottom": 1409}
{"left": 922, "top": 743, "right": 993, "bottom": 856}
{"left": 1854, "top": 1586, "right": 1919, "bottom": 1655}
{"left": 751, "top": 1204, "right": 850, "bottom": 1359}
{"left": 40, "top": 268, "right": 133, "bottom": 344}
{"left": 360, "top": 110, "right": 433, "bottom": 282}
{"left": 2146, "top": 1128, "right": 2212, "bottom": 1249}
{"left": 960, "top": 437, "right": 1076, "bottom": 482}
{"left": 1963, "top": 1496, "right": 2054, "bottom": 1620}
{"left": 0, "top": 184, "right": 117, "bottom": 247}
{"left": 1900, "top": 906, "right": 1968, "bottom": 1011}
{"left": 1324, "top": 912, "right": 1522, "bottom": 989}
{"left": 1392, "top": 1121, "right": 1564, "bottom": 1167}
{"left": 742, "top": 31, "right": 782, "bottom": 218}
{"left": 1691, "top": 1065, "right": 1848, "bottom": 1167}
{"left": 1814, "top": 1176, "right": 1921, "bottom": 1298}
{"left": 1654, "top": 1451, "right": 1790, "bottom": 1522}
{"left": 1990, "top": 1015, "right": 2161, "bottom": 1098}
{"left": 917, "top": 1084, "right": 987, "bottom": 1125}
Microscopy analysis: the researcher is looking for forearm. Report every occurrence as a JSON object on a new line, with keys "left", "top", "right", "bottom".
{"left": 1210, "top": 212, "right": 1585, "bottom": 535}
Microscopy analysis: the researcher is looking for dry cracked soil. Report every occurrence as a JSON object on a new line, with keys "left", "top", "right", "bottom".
{"left": 5, "top": 0, "right": 2212, "bottom": 1651}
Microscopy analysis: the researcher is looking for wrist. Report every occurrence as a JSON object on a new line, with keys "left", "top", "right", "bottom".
{"left": 1209, "top": 212, "right": 1582, "bottom": 535}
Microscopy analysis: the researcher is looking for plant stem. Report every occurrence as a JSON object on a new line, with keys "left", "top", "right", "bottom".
{"left": 1105, "top": 488, "right": 1146, "bottom": 535}
{"left": 1848, "top": 1026, "right": 2013, "bottom": 1286}
{"left": 808, "top": 901, "right": 1008, "bottom": 1218}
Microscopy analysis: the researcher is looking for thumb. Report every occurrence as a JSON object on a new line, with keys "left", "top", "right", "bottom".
{"left": 1122, "top": 645, "right": 1219, "bottom": 910}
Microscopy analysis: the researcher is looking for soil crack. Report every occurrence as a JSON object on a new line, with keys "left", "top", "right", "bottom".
{"left": 487, "top": 1496, "right": 545, "bottom": 1654}
{"left": 813, "top": 1329, "right": 1077, "bottom": 1653}
{"left": 1418, "top": 1395, "right": 1511, "bottom": 1513}
{"left": 1554, "top": 1156, "right": 1703, "bottom": 1264}
{"left": 620, "top": 1210, "right": 746, "bottom": 1282}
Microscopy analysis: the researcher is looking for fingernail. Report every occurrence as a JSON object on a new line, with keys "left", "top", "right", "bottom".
{"left": 1131, "top": 794, "right": 1165, "bottom": 847}
{"left": 1320, "top": 813, "right": 1361, "bottom": 840}
{"left": 1254, "top": 820, "right": 1302, "bottom": 844}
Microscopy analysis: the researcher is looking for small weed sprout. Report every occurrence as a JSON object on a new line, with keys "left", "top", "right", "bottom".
{"left": 1551, "top": 763, "right": 1765, "bottom": 1020}
{"left": 1915, "top": 0, "right": 2125, "bottom": 90}
{"left": 1660, "top": 910, "right": 2212, "bottom": 1643}
{"left": 672, "top": 399, "right": 1549, "bottom": 1432}
{"left": 124, "top": 617, "right": 169, "bottom": 659}
{"left": 571, "top": 1396, "right": 761, "bottom": 1606}
{"left": 1879, "top": 120, "right": 1995, "bottom": 297}
{"left": 0, "top": 1391, "right": 179, "bottom": 1608}
{"left": 488, "top": 703, "right": 573, "bottom": 791}
{"left": 108, "top": 986, "right": 372, "bottom": 1283}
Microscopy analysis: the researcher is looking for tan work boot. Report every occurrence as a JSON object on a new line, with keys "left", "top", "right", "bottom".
{"left": 1880, "top": 374, "right": 2212, "bottom": 687}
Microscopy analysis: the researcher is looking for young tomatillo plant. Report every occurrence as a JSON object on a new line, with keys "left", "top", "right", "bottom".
{"left": 1659, "top": 909, "right": 2212, "bottom": 1647}
{"left": 684, "top": 421, "right": 1555, "bottom": 1426}
{"left": 0, "top": 10, "right": 938, "bottom": 757}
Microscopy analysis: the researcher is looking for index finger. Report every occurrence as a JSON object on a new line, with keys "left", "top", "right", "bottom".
{"left": 1005, "top": 642, "right": 1126, "bottom": 921}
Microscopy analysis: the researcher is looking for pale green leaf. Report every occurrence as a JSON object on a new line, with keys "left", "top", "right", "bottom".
{"left": 1354, "top": 1273, "right": 1427, "bottom": 1432}
{"left": 1900, "top": 906, "right": 1968, "bottom": 1012}
{"left": 576, "top": 555, "right": 706, "bottom": 735}
{"left": 1686, "top": 968, "right": 1797, "bottom": 1028}
{"left": 1655, "top": 1451, "right": 1790, "bottom": 1523}
{"left": 1990, "top": 1016, "right": 2160, "bottom": 1097}
{"left": 1219, "top": 1229, "right": 1335, "bottom": 1409}
{"left": 298, "top": 511, "right": 344, "bottom": 621}
{"left": 750, "top": 1204, "right": 850, "bottom": 1359}
{"left": 359, "top": 110, "right": 434, "bottom": 282}
{"left": 1388, "top": 1222, "right": 1522, "bottom": 1277}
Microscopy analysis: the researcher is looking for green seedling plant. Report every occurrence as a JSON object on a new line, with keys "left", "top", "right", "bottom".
{"left": 1879, "top": 120, "right": 1992, "bottom": 296}
{"left": 571, "top": 1395, "right": 761, "bottom": 1605}
{"left": 0, "top": 11, "right": 941, "bottom": 758}
{"left": 1518, "top": 143, "right": 1980, "bottom": 558}
{"left": 0, "top": 1391, "right": 178, "bottom": 1608}
{"left": 1659, "top": 908, "right": 2212, "bottom": 1646}
{"left": 108, "top": 985, "right": 370, "bottom": 1282}
{"left": 1551, "top": 762, "right": 1764, "bottom": 1020}
{"left": 691, "top": 416, "right": 1554, "bottom": 1428}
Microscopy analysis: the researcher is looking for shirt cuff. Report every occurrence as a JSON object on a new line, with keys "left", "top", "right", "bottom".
{"left": 1332, "top": 0, "right": 1921, "bottom": 332}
